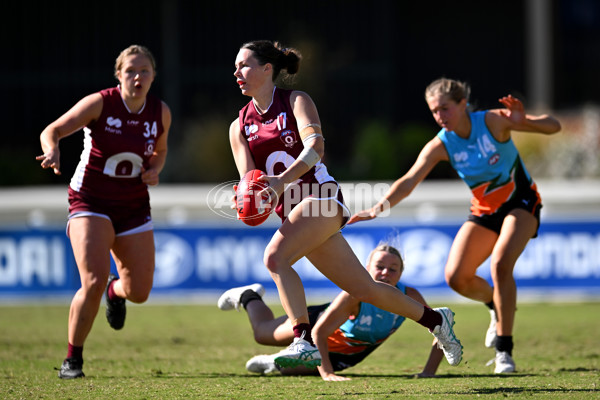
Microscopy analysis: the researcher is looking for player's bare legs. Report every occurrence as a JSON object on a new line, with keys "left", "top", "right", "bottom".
{"left": 444, "top": 221, "right": 497, "bottom": 303}
{"left": 266, "top": 199, "right": 426, "bottom": 324}
{"left": 308, "top": 232, "right": 425, "bottom": 320}
{"left": 67, "top": 216, "right": 115, "bottom": 346}
{"left": 265, "top": 199, "right": 463, "bottom": 366}
{"left": 111, "top": 230, "right": 155, "bottom": 304}
{"left": 445, "top": 222, "right": 501, "bottom": 352}
{"left": 244, "top": 302, "right": 294, "bottom": 346}
{"left": 491, "top": 209, "right": 536, "bottom": 336}
{"left": 263, "top": 200, "right": 343, "bottom": 327}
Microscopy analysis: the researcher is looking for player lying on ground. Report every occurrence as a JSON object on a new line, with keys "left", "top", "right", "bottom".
{"left": 218, "top": 244, "right": 444, "bottom": 381}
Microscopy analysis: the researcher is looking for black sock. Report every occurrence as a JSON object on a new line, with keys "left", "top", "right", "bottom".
{"left": 496, "top": 335, "right": 513, "bottom": 355}
{"left": 417, "top": 306, "right": 443, "bottom": 332}
{"left": 240, "top": 289, "right": 263, "bottom": 310}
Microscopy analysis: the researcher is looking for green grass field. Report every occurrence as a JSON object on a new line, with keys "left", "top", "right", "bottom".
{"left": 1, "top": 301, "right": 598, "bottom": 399}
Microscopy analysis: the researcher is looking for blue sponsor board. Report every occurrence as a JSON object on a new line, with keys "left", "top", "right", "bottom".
{"left": 1, "top": 221, "right": 599, "bottom": 301}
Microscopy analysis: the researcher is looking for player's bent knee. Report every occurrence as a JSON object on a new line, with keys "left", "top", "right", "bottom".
{"left": 350, "top": 283, "right": 379, "bottom": 304}
{"left": 253, "top": 332, "right": 270, "bottom": 345}
{"left": 122, "top": 284, "right": 152, "bottom": 303}
{"left": 263, "top": 251, "right": 287, "bottom": 275}
{"left": 127, "top": 291, "right": 150, "bottom": 304}
{"left": 446, "top": 274, "right": 469, "bottom": 293}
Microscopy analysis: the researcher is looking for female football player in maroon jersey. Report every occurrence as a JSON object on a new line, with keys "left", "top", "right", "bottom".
{"left": 224, "top": 40, "right": 463, "bottom": 371}
{"left": 37, "top": 44, "right": 171, "bottom": 379}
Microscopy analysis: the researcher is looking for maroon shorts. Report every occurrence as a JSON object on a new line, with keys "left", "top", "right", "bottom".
{"left": 275, "top": 181, "right": 350, "bottom": 227}
{"left": 68, "top": 188, "right": 152, "bottom": 235}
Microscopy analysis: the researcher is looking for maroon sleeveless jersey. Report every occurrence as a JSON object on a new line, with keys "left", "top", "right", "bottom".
{"left": 238, "top": 87, "right": 336, "bottom": 219}
{"left": 69, "top": 86, "right": 164, "bottom": 201}
{"left": 239, "top": 87, "right": 334, "bottom": 182}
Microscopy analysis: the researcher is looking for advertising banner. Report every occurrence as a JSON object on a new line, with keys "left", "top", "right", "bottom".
{"left": 1, "top": 221, "right": 599, "bottom": 301}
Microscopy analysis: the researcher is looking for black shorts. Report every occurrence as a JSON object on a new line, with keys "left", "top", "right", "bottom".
{"left": 468, "top": 190, "right": 542, "bottom": 238}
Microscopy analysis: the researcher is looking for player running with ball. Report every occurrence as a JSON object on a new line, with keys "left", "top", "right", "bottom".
{"left": 226, "top": 40, "right": 463, "bottom": 371}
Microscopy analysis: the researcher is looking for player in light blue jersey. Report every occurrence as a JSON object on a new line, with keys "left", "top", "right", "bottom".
{"left": 350, "top": 78, "right": 560, "bottom": 373}
{"left": 217, "top": 244, "right": 444, "bottom": 381}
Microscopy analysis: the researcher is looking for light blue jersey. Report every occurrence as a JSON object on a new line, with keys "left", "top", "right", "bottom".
{"left": 317, "top": 282, "right": 411, "bottom": 371}
{"left": 437, "top": 111, "right": 538, "bottom": 216}
{"left": 334, "top": 282, "right": 406, "bottom": 347}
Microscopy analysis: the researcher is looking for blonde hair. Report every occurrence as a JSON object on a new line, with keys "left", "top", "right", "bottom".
{"left": 366, "top": 244, "right": 404, "bottom": 273}
{"left": 114, "top": 45, "right": 156, "bottom": 79}
{"left": 425, "top": 77, "right": 470, "bottom": 104}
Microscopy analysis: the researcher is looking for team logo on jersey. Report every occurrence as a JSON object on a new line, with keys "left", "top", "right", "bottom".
{"left": 359, "top": 314, "right": 373, "bottom": 326}
{"left": 245, "top": 124, "right": 259, "bottom": 141}
{"left": 280, "top": 130, "right": 297, "bottom": 148}
{"left": 245, "top": 124, "right": 258, "bottom": 136}
{"left": 105, "top": 116, "right": 123, "bottom": 134}
{"left": 453, "top": 151, "right": 468, "bottom": 163}
{"left": 127, "top": 120, "right": 140, "bottom": 126}
{"left": 488, "top": 153, "right": 500, "bottom": 165}
{"left": 144, "top": 139, "right": 156, "bottom": 156}
{"left": 107, "top": 116, "right": 122, "bottom": 128}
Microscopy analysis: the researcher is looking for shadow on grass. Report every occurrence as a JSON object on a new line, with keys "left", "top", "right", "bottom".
{"left": 558, "top": 367, "right": 599, "bottom": 372}
{"left": 141, "top": 371, "right": 531, "bottom": 379}
{"left": 469, "top": 387, "right": 599, "bottom": 395}
{"left": 138, "top": 372, "right": 600, "bottom": 396}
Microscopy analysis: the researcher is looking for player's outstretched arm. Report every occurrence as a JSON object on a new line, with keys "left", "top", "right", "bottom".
{"left": 313, "top": 292, "right": 358, "bottom": 381}
{"left": 487, "top": 95, "right": 561, "bottom": 140}
{"left": 349, "top": 138, "right": 447, "bottom": 225}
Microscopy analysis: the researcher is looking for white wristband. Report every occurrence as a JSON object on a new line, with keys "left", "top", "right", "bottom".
{"left": 297, "top": 146, "right": 320, "bottom": 168}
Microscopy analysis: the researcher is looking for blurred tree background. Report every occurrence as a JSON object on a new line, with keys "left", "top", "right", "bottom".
{"left": 3, "top": 0, "right": 599, "bottom": 186}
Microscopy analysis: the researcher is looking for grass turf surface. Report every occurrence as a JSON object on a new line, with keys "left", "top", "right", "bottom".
{"left": 1, "top": 302, "right": 598, "bottom": 399}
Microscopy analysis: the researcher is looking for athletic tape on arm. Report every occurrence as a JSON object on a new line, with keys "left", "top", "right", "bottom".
{"left": 297, "top": 146, "right": 321, "bottom": 168}
{"left": 298, "top": 126, "right": 323, "bottom": 168}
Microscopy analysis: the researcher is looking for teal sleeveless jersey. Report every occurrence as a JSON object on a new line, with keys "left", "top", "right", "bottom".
{"left": 437, "top": 111, "right": 537, "bottom": 216}
{"left": 337, "top": 282, "right": 407, "bottom": 344}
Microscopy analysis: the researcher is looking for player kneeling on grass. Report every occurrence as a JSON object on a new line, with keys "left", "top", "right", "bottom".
{"left": 218, "top": 244, "right": 445, "bottom": 381}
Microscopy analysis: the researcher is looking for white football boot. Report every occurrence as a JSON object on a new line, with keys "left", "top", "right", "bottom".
{"left": 217, "top": 283, "right": 265, "bottom": 311}
{"left": 487, "top": 351, "right": 516, "bottom": 373}
{"left": 431, "top": 307, "right": 464, "bottom": 366}
{"left": 273, "top": 333, "right": 321, "bottom": 369}
{"left": 246, "top": 354, "right": 280, "bottom": 374}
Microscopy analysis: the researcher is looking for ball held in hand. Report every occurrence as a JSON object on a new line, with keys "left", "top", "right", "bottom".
{"left": 236, "top": 169, "right": 275, "bottom": 226}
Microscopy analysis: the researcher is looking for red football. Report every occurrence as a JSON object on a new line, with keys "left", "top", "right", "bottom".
{"left": 236, "top": 169, "right": 275, "bottom": 226}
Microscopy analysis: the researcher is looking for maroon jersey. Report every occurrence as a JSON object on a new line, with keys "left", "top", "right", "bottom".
{"left": 238, "top": 87, "right": 336, "bottom": 219}
{"left": 69, "top": 86, "right": 164, "bottom": 201}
